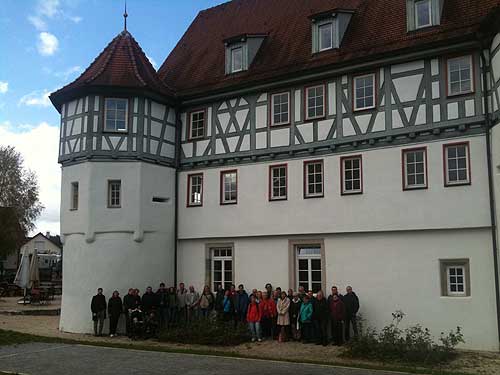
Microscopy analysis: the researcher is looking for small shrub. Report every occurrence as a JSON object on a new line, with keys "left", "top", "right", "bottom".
{"left": 344, "top": 311, "right": 465, "bottom": 365}
{"left": 158, "top": 319, "right": 250, "bottom": 346}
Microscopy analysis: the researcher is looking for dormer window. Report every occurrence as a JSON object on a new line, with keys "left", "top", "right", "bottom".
{"left": 415, "top": 0, "right": 432, "bottom": 29}
{"left": 312, "top": 18, "right": 337, "bottom": 53}
{"left": 406, "top": 0, "right": 443, "bottom": 31}
{"left": 310, "top": 9, "right": 354, "bottom": 54}
{"left": 318, "top": 22, "right": 334, "bottom": 51}
{"left": 231, "top": 47, "right": 243, "bottom": 73}
{"left": 224, "top": 34, "right": 266, "bottom": 75}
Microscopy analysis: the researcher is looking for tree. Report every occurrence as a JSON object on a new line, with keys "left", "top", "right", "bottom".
{"left": 0, "top": 145, "right": 43, "bottom": 256}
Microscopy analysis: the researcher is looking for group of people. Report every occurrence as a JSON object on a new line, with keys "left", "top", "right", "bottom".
{"left": 90, "top": 282, "right": 360, "bottom": 346}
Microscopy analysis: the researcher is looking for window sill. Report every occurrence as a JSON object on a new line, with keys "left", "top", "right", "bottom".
{"left": 103, "top": 130, "right": 128, "bottom": 134}
{"left": 305, "top": 114, "right": 326, "bottom": 121}
{"left": 403, "top": 185, "right": 428, "bottom": 191}
{"left": 444, "top": 181, "right": 471, "bottom": 188}
{"left": 269, "top": 197, "right": 287, "bottom": 202}
{"left": 446, "top": 90, "right": 475, "bottom": 99}
{"left": 187, "top": 203, "right": 203, "bottom": 208}
{"left": 107, "top": 206, "right": 122, "bottom": 209}
{"left": 270, "top": 122, "right": 291, "bottom": 128}
{"left": 439, "top": 295, "right": 471, "bottom": 299}
{"left": 304, "top": 194, "right": 324, "bottom": 199}
{"left": 353, "top": 106, "right": 376, "bottom": 113}
{"left": 69, "top": 208, "right": 78, "bottom": 211}
{"left": 341, "top": 191, "right": 363, "bottom": 196}
{"left": 188, "top": 136, "right": 206, "bottom": 142}
{"left": 220, "top": 201, "right": 237, "bottom": 206}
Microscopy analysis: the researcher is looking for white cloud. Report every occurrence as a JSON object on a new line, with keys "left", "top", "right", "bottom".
{"left": 19, "top": 90, "right": 52, "bottom": 107}
{"left": 37, "top": 32, "right": 59, "bottom": 56}
{"left": 28, "top": 15, "right": 47, "bottom": 31}
{"left": 55, "top": 65, "right": 82, "bottom": 80}
{"left": 38, "top": 0, "right": 60, "bottom": 18}
{"left": 68, "top": 16, "right": 82, "bottom": 23}
{"left": 0, "top": 121, "right": 60, "bottom": 235}
{"left": 147, "top": 55, "right": 158, "bottom": 69}
{"left": 0, "top": 81, "right": 8, "bottom": 94}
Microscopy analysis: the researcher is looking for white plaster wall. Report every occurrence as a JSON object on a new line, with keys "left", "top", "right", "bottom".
{"left": 179, "top": 135, "right": 490, "bottom": 239}
{"left": 60, "top": 161, "right": 176, "bottom": 333}
{"left": 178, "top": 228, "right": 498, "bottom": 350}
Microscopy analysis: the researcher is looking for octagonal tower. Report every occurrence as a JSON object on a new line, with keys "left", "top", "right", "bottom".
{"left": 50, "top": 28, "right": 177, "bottom": 333}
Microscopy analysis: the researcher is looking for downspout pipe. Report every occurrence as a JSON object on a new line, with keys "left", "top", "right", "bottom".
{"left": 174, "top": 108, "right": 181, "bottom": 286}
{"left": 480, "top": 42, "right": 500, "bottom": 347}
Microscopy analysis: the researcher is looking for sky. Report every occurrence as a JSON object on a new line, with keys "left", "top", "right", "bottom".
{"left": 0, "top": 0, "right": 227, "bottom": 236}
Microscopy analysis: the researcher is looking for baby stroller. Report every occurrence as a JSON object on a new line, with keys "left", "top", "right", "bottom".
{"left": 130, "top": 307, "right": 144, "bottom": 340}
{"left": 144, "top": 310, "right": 160, "bottom": 339}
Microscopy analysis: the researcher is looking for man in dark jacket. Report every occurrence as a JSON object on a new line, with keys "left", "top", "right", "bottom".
{"left": 156, "top": 283, "right": 169, "bottom": 329}
{"left": 141, "top": 286, "right": 158, "bottom": 314}
{"left": 312, "top": 290, "right": 329, "bottom": 346}
{"left": 91, "top": 288, "right": 106, "bottom": 336}
{"left": 214, "top": 285, "right": 225, "bottom": 319}
{"left": 235, "top": 284, "right": 249, "bottom": 324}
{"left": 343, "top": 286, "right": 360, "bottom": 341}
{"left": 123, "top": 288, "right": 135, "bottom": 337}
{"left": 289, "top": 292, "right": 302, "bottom": 341}
{"left": 108, "top": 290, "right": 123, "bottom": 337}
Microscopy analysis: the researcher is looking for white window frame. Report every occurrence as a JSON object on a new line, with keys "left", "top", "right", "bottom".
{"left": 296, "top": 246, "right": 322, "bottom": 293}
{"left": 230, "top": 46, "right": 243, "bottom": 73}
{"left": 403, "top": 148, "right": 427, "bottom": 190}
{"left": 211, "top": 247, "right": 233, "bottom": 291}
{"left": 270, "top": 92, "right": 290, "bottom": 126}
{"left": 269, "top": 164, "right": 287, "bottom": 201}
{"left": 318, "top": 21, "right": 334, "bottom": 51}
{"left": 189, "top": 110, "right": 205, "bottom": 140}
{"left": 104, "top": 98, "right": 128, "bottom": 132}
{"left": 305, "top": 85, "right": 326, "bottom": 120}
{"left": 447, "top": 55, "right": 474, "bottom": 96}
{"left": 446, "top": 265, "right": 466, "bottom": 296}
{"left": 444, "top": 143, "right": 470, "bottom": 186}
{"left": 187, "top": 173, "right": 203, "bottom": 207}
{"left": 341, "top": 156, "right": 363, "bottom": 195}
{"left": 304, "top": 160, "right": 324, "bottom": 198}
{"left": 414, "top": 0, "right": 432, "bottom": 29}
{"left": 70, "top": 182, "right": 79, "bottom": 210}
{"left": 220, "top": 170, "right": 238, "bottom": 205}
{"left": 107, "top": 180, "right": 121, "bottom": 208}
{"left": 353, "top": 73, "right": 376, "bottom": 111}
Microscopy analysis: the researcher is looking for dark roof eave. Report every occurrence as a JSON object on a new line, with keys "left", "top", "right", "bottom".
{"left": 50, "top": 85, "right": 177, "bottom": 113}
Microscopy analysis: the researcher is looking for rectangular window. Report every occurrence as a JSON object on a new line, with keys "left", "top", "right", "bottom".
{"left": 297, "top": 246, "right": 322, "bottom": 293}
{"left": 341, "top": 155, "right": 363, "bottom": 195}
{"left": 104, "top": 98, "right": 128, "bottom": 132}
{"left": 440, "top": 259, "right": 470, "bottom": 297}
{"left": 444, "top": 143, "right": 470, "bottom": 186}
{"left": 189, "top": 110, "right": 205, "bottom": 140}
{"left": 305, "top": 85, "right": 325, "bottom": 120}
{"left": 304, "top": 160, "right": 324, "bottom": 198}
{"left": 415, "top": 0, "right": 432, "bottom": 29}
{"left": 231, "top": 47, "right": 243, "bottom": 73}
{"left": 187, "top": 173, "right": 203, "bottom": 207}
{"left": 220, "top": 170, "right": 237, "bottom": 205}
{"left": 108, "top": 180, "right": 121, "bottom": 208}
{"left": 269, "top": 164, "right": 287, "bottom": 201}
{"left": 447, "top": 55, "right": 473, "bottom": 96}
{"left": 34, "top": 241, "right": 45, "bottom": 252}
{"left": 70, "top": 182, "right": 79, "bottom": 210}
{"left": 353, "top": 74, "right": 376, "bottom": 111}
{"left": 271, "top": 92, "right": 290, "bottom": 126}
{"left": 211, "top": 247, "right": 233, "bottom": 291}
{"left": 403, "top": 148, "right": 427, "bottom": 190}
{"left": 318, "top": 22, "right": 333, "bottom": 51}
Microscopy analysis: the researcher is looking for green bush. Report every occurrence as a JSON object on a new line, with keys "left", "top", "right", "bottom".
{"left": 343, "top": 311, "right": 464, "bottom": 365}
{"left": 158, "top": 319, "right": 250, "bottom": 346}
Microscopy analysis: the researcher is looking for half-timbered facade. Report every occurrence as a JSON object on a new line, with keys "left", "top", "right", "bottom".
{"left": 50, "top": 0, "right": 500, "bottom": 350}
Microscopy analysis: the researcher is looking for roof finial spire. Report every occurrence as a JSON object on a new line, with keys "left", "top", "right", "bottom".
{"left": 123, "top": 1, "right": 128, "bottom": 31}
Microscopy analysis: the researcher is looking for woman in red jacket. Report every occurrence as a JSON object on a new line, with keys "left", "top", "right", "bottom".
{"left": 329, "top": 293, "right": 346, "bottom": 345}
{"left": 259, "top": 291, "right": 276, "bottom": 339}
{"left": 246, "top": 295, "right": 262, "bottom": 342}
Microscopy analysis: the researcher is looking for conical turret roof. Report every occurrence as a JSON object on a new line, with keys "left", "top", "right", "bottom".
{"left": 50, "top": 30, "right": 174, "bottom": 111}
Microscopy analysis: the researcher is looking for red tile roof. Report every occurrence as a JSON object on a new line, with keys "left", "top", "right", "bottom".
{"left": 158, "top": 0, "right": 500, "bottom": 97}
{"left": 50, "top": 30, "right": 174, "bottom": 110}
